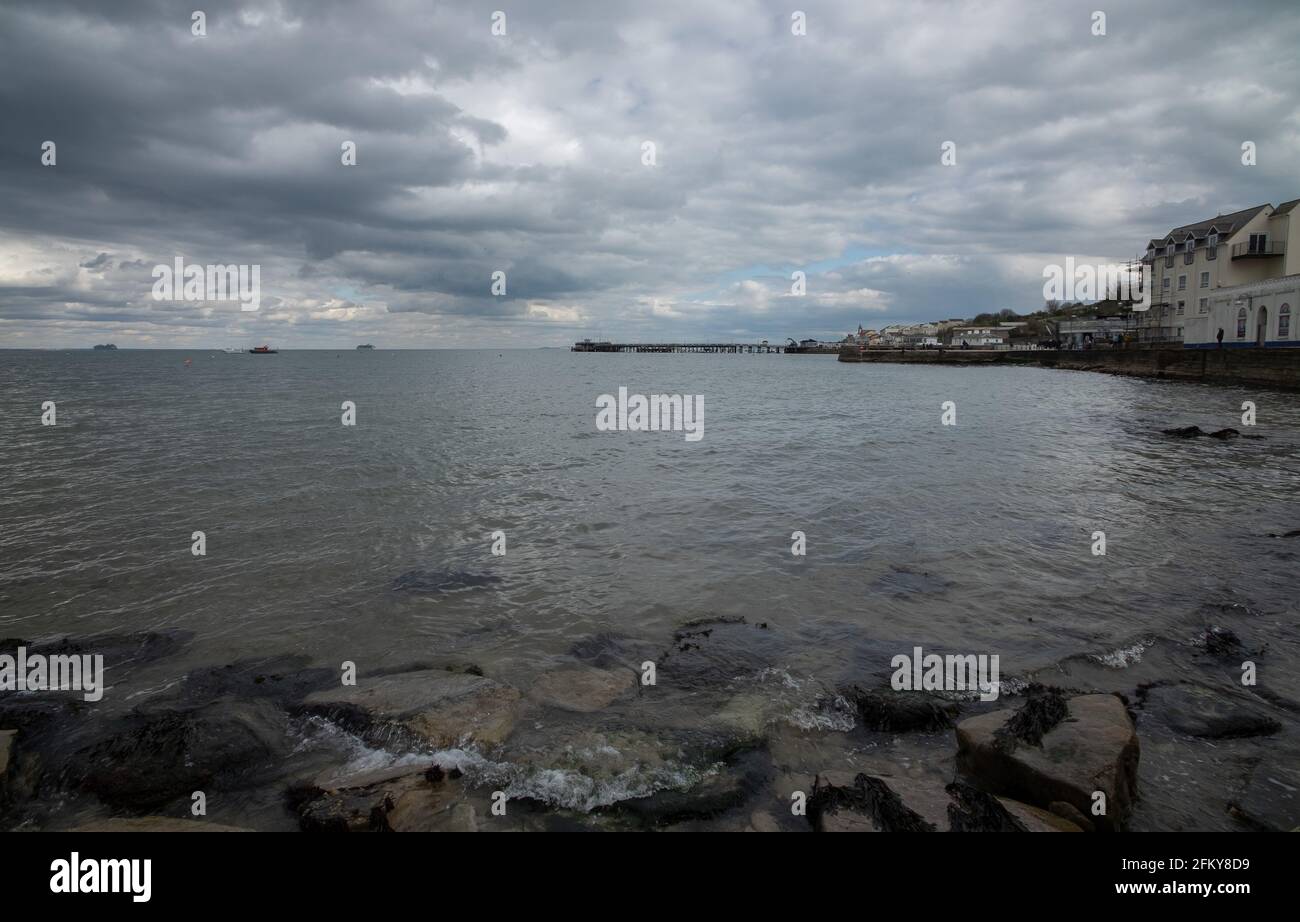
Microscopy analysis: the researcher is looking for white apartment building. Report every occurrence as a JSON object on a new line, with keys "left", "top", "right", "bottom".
{"left": 1140, "top": 198, "right": 1299, "bottom": 347}
{"left": 945, "top": 326, "right": 1009, "bottom": 349}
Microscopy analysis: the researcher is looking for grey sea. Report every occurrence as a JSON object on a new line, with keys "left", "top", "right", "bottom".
{"left": 2, "top": 348, "right": 1298, "bottom": 831}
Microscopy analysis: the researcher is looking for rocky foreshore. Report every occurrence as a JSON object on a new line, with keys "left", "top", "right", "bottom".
{"left": 2, "top": 613, "right": 1297, "bottom": 832}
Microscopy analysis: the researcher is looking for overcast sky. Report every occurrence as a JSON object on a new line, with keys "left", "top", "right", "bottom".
{"left": 1, "top": 0, "right": 1297, "bottom": 348}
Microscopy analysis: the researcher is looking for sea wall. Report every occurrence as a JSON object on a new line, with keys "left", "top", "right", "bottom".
{"left": 838, "top": 347, "right": 1300, "bottom": 391}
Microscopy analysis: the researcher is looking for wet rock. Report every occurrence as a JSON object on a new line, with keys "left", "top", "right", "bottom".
{"left": 955, "top": 693, "right": 1139, "bottom": 831}
{"left": 381, "top": 764, "right": 473, "bottom": 832}
{"left": 945, "top": 780, "right": 1027, "bottom": 831}
{"left": 819, "top": 810, "right": 879, "bottom": 832}
{"left": 1049, "top": 800, "right": 1095, "bottom": 832}
{"left": 808, "top": 772, "right": 938, "bottom": 832}
{"left": 301, "top": 668, "right": 520, "bottom": 749}
{"left": 164, "top": 655, "right": 337, "bottom": 708}
{"left": 614, "top": 748, "right": 771, "bottom": 828}
{"left": 748, "top": 810, "right": 784, "bottom": 833}
{"left": 313, "top": 760, "right": 430, "bottom": 792}
{"left": 528, "top": 666, "right": 635, "bottom": 713}
{"left": 1202, "top": 628, "right": 1244, "bottom": 660}
{"left": 944, "top": 781, "right": 1080, "bottom": 832}
{"left": 391, "top": 569, "right": 501, "bottom": 593}
{"left": 0, "top": 696, "right": 79, "bottom": 739}
{"left": 567, "top": 633, "right": 653, "bottom": 670}
{"left": 654, "top": 618, "right": 788, "bottom": 692}
{"left": 1269, "top": 529, "right": 1300, "bottom": 538}
{"left": 443, "top": 803, "right": 478, "bottom": 833}
{"left": 297, "top": 766, "right": 475, "bottom": 832}
{"left": 995, "top": 687, "right": 1068, "bottom": 749}
{"left": 68, "top": 817, "right": 251, "bottom": 832}
{"left": 997, "top": 797, "right": 1084, "bottom": 832}
{"left": 1138, "top": 682, "right": 1281, "bottom": 740}
{"left": 1228, "top": 762, "right": 1300, "bottom": 832}
{"left": 392, "top": 787, "right": 481, "bottom": 833}
{"left": 1161, "top": 426, "right": 1239, "bottom": 439}
{"left": 73, "top": 698, "right": 291, "bottom": 811}
{"left": 842, "top": 685, "right": 958, "bottom": 732}
{"left": 298, "top": 786, "right": 394, "bottom": 832}
{"left": 0, "top": 631, "right": 190, "bottom": 676}
{"left": 0, "top": 729, "right": 14, "bottom": 796}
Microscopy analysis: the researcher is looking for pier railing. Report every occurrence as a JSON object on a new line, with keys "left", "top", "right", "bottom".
{"left": 572, "top": 341, "right": 802, "bottom": 353}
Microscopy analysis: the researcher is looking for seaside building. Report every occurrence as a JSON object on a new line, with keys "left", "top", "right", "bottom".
{"left": 1186, "top": 275, "right": 1299, "bottom": 348}
{"left": 902, "top": 323, "right": 941, "bottom": 348}
{"left": 944, "top": 325, "right": 1009, "bottom": 349}
{"left": 1139, "top": 198, "right": 1300, "bottom": 347}
{"left": 1057, "top": 316, "right": 1134, "bottom": 349}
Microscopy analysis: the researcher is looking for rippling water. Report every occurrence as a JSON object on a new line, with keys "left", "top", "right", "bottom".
{"left": 2, "top": 348, "right": 1298, "bottom": 830}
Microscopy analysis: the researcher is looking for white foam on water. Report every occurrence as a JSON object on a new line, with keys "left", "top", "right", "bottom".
{"left": 293, "top": 715, "right": 722, "bottom": 813}
{"left": 786, "top": 695, "right": 856, "bottom": 732}
{"left": 1090, "top": 640, "right": 1151, "bottom": 668}
{"left": 741, "top": 666, "right": 857, "bottom": 732}
{"left": 426, "top": 745, "right": 721, "bottom": 813}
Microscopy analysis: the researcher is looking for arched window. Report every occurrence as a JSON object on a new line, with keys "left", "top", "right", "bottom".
{"left": 1237, "top": 307, "right": 1248, "bottom": 339}
{"left": 1281, "top": 304, "right": 1292, "bottom": 339}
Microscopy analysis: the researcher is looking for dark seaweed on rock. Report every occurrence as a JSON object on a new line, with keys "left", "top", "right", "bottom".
{"left": 70, "top": 700, "right": 289, "bottom": 811}
{"left": 670, "top": 615, "right": 749, "bottom": 651}
{"left": 163, "top": 655, "right": 337, "bottom": 708}
{"left": 1202, "top": 627, "right": 1244, "bottom": 660}
{"left": 945, "top": 780, "right": 1028, "bottom": 832}
{"left": 1161, "top": 426, "right": 1241, "bottom": 439}
{"left": 842, "top": 685, "right": 958, "bottom": 732}
{"left": 994, "top": 687, "right": 1068, "bottom": 751}
{"left": 808, "top": 773, "right": 936, "bottom": 833}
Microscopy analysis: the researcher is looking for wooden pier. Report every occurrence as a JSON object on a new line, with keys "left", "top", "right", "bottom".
{"left": 571, "top": 340, "right": 834, "bottom": 354}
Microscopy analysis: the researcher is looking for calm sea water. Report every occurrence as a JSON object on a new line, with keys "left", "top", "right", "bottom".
{"left": 2, "top": 348, "right": 1298, "bottom": 828}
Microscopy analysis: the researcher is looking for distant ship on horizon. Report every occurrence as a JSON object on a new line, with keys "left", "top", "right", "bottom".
{"left": 356, "top": 344, "right": 375, "bottom": 350}
{"left": 92, "top": 343, "right": 117, "bottom": 350}
{"left": 249, "top": 345, "right": 278, "bottom": 354}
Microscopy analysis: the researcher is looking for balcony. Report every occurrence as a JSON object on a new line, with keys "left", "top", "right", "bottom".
{"left": 1231, "top": 240, "right": 1286, "bottom": 260}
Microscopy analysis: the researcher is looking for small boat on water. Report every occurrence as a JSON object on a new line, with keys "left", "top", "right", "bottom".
{"left": 222, "top": 347, "right": 239, "bottom": 354}
{"left": 249, "top": 345, "right": 278, "bottom": 354}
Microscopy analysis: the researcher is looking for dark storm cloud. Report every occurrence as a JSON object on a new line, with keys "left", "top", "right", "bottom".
{"left": 1, "top": 0, "right": 1298, "bottom": 347}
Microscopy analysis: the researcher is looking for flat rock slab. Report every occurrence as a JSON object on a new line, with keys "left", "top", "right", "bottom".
{"left": 69, "top": 818, "right": 250, "bottom": 832}
{"left": 1229, "top": 763, "right": 1300, "bottom": 832}
{"left": 528, "top": 667, "right": 634, "bottom": 713}
{"left": 997, "top": 798, "right": 1084, "bottom": 833}
{"left": 956, "top": 693, "right": 1138, "bottom": 831}
{"left": 297, "top": 768, "right": 474, "bottom": 832}
{"left": 303, "top": 669, "right": 520, "bottom": 749}
{"left": 810, "top": 771, "right": 947, "bottom": 832}
{"left": 1139, "top": 683, "right": 1281, "bottom": 740}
